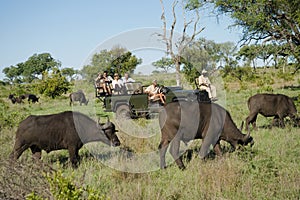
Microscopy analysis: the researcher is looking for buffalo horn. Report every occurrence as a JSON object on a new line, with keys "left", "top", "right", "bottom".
{"left": 240, "top": 121, "right": 244, "bottom": 131}
{"left": 243, "top": 127, "right": 251, "bottom": 141}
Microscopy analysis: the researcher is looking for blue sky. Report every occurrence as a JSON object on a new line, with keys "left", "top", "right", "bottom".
{"left": 0, "top": 0, "right": 241, "bottom": 80}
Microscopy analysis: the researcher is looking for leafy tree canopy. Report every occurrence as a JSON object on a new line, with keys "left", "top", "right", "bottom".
{"left": 152, "top": 57, "right": 175, "bottom": 73}
{"left": 80, "top": 46, "right": 142, "bottom": 82}
{"left": 2, "top": 53, "right": 61, "bottom": 83}
{"left": 181, "top": 38, "right": 236, "bottom": 84}
{"left": 212, "top": 0, "right": 300, "bottom": 71}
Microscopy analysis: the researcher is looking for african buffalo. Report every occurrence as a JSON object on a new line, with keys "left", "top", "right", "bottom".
{"left": 10, "top": 111, "right": 120, "bottom": 167}
{"left": 69, "top": 90, "right": 89, "bottom": 106}
{"left": 245, "top": 93, "right": 298, "bottom": 129}
{"left": 20, "top": 94, "right": 39, "bottom": 103}
{"left": 8, "top": 94, "right": 23, "bottom": 104}
{"left": 159, "top": 101, "right": 254, "bottom": 169}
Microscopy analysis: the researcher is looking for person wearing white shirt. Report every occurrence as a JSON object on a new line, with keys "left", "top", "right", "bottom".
{"left": 198, "top": 69, "right": 217, "bottom": 101}
{"left": 112, "top": 73, "right": 125, "bottom": 94}
{"left": 145, "top": 79, "right": 165, "bottom": 104}
{"left": 122, "top": 72, "right": 135, "bottom": 83}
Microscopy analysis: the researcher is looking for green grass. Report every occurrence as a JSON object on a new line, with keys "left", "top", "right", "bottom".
{"left": 0, "top": 72, "right": 300, "bottom": 199}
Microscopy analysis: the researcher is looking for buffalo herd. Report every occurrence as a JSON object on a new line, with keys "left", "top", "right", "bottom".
{"left": 9, "top": 91, "right": 299, "bottom": 169}
{"left": 9, "top": 93, "right": 39, "bottom": 104}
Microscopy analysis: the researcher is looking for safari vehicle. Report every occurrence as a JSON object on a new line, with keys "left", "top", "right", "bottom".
{"left": 95, "top": 82, "right": 202, "bottom": 119}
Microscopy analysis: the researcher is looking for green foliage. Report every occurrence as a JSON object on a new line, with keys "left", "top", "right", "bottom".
{"left": 26, "top": 192, "right": 44, "bottom": 200}
{"left": 222, "top": 66, "right": 256, "bottom": 82}
{"left": 152, "top": 57, "right": 175, "bottom": 73}
{"left": 61, "top": 67, "right": 79, "bottom": 81}
{"left": 1, "top": 71, "right": 300, "bottom": 199}
{"left": 22, "top": 53, "right": 61, "bottom": 83}
{"left": 2, "top": 53, "right": 61, "bottom": 83}
{"left": 0, "top": 99, "right": 29, "bottom": 129}
{"left": 45, "top": 170, "right": 107, "bottom": 200}
{"left": 277, "top": 71, "right": 294, "bottom": 81}
{"left": 36, "top": 68, "right": 71, "bottom": 98}
{"left": 182, "top": 60, "right": 200, "bottom": 86}
{"left": 81, "top": 47, "right": 142, "bottom": 83}
{"left": 215, "top": 0, "right": 300, "bottom": 70}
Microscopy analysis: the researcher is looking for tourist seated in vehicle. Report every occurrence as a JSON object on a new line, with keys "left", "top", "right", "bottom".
{"left": 198, "top": 69, "right": 217, "bottom": 101}
{"left": 145, "top": 79, "right": 166, "bottom": 104}
{"left": 122, "top": 72, "right": 135, "bottom": 83}
{"left": 95, "top": 71, "right": 113, "bottom": 95}
{"left": 112, "top": 73, "right": 126, "bottom": 95}
{"left": 122, "top": 72, "right": 137, "bottom": 94}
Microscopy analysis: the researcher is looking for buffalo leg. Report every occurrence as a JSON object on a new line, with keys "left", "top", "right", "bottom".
{"left": 169, "top": 136, "right": 185, "bottom": 169}
{"left": 213, "top": 141, "right": 222, "bottom": 157}
{"left": 30, "top": 145, "right": 42, "bottom": 160}
{"left": 10, "top": 142, "right": 29, "bottom": 160}
{"left": 278, "top": 115, "right": 285, "bottom": 128}
{"left": 246, "top": 113, "right": 258, "bottom": 130}
{"left": 68, "top": 147, "right": 80, "bottom": 168}
{"left": 199, "top": 132, "right": 220, "bottom": 159}
{"left": 158, "top": 140, "right": 170, "bottom": 169}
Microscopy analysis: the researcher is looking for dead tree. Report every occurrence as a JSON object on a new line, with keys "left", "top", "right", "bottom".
{"left": 158, "top": 0, "right": 204, "bottom": 86}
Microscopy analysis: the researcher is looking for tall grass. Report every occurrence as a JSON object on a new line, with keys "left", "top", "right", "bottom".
{"left": 0, "top": 72, "right": 300, "bottom": 199}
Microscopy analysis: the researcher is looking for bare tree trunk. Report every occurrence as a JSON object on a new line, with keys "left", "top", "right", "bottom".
{"left": 175, "top": 62, "right": 181, "bottom": 86}
{"left": 158, "top": 0, "right": 204, "bottom": 86}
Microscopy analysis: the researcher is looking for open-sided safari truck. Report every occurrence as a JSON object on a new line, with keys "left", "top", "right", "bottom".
{"left": 95, "top": 81, "right": 204, "bottom": 119}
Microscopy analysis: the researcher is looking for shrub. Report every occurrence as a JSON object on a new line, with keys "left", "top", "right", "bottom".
{"left": 0, "top": 99, "right": 29, "bottom": 129}
{"left": 36, "top": 68, "right": 71, "bottom": 99}
{"left": 44, "top": 170, "right": 107, "bottom": 200}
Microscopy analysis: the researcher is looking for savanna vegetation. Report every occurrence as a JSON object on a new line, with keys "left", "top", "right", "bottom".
{"left": 1, "top": 0, "right": 300, "bottom": 199}
{"left": 0, "top": 68, "right": 299, "bottom": 199}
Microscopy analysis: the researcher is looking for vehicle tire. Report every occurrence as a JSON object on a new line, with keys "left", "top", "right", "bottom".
{"left": 116, "top": 104, "right": 131, "bottom": 119}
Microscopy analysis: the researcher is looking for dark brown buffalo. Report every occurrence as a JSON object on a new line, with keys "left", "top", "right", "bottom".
{"left": 159, "top": 101, "right": 254, "bottom": 169}
{"left": 246, "top": 93, "right": 298, "bottom": 129}
{"left": 69, "top": 90, "right": 89, "bottom": 106}
{"left": 8, "top": 94, "right": 23, "bottom": 104}
{"left": 10, "top": 111, "right": 120, "bottom": 167}
{"left": 20, "top": 94, "right": 39, "bottom": 103}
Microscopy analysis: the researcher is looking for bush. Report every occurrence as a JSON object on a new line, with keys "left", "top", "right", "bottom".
{"left": 44, "top": 170, "right": 107, "bottom": 200}
{"left": 36, "top": 68, "right": 71, "bottom": 99}
{"left": 0, "top": 99, "right": 29, "bottom": 129}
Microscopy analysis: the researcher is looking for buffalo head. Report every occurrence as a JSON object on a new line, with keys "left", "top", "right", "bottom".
{"left": 100, "top": 117, "right": 120, "bottom": 147}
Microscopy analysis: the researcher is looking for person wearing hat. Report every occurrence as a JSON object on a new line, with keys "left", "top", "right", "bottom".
{"left": 198, "top": 69, "right": 217, "bottom": 101}
{"left": 145, "top": 79, "right": 165, "bottom": 104}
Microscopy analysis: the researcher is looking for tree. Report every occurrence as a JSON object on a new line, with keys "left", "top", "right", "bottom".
{"left": 22, "top": 53, "right": 61, "bottom": 82}
{"left": 158, "top": 0, "right": 204, "bottom": 86}
{"left": 61, "top": 67, "right": 79, "bottom": 81}
{"left": 181, "top": 38, "right": 237, "bottom": 84}
{"left": 236, "top": 45, "right": 259, "bottom": 69}
{"left": 152, "top": 57, "right": 175, "bottom": 73}
{"left": 80, "top": 47, "right": 141, "bottom": 83}
{"left": 36, "top": 68, "right": 71, "bottom": 99}
{"left": 2, "top": 53, "right": 61, "bottom": 83}
{"left": 213, "top": 0, "right": 300, "bottom": 72}
{"left": 2, "top": 65, "right": 23, "bottom": 84}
